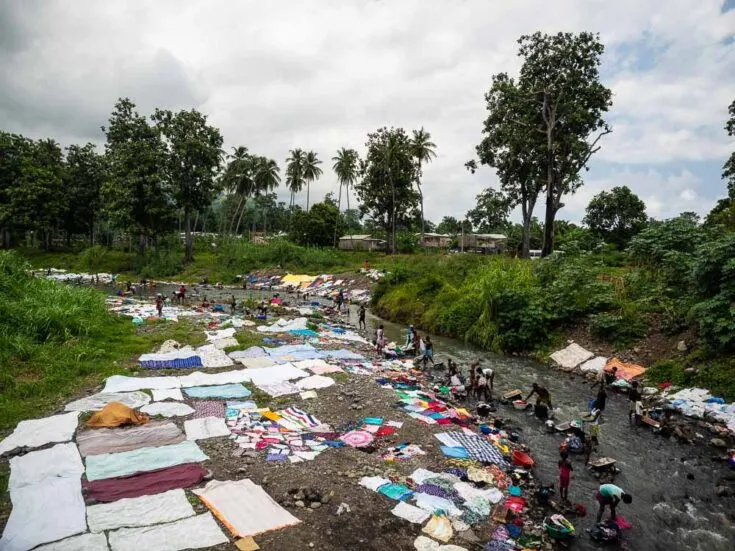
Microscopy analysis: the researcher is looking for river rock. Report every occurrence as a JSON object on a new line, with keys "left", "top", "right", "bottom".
{"left": 295, "top": 500, "right": 305, "bottom": 508}
{"left": 676, "top": 340, "right": 688, "bottom": 352}
{"left": 710, "top": 438, "right": 727, "bottom": 448}
{"left": 716, "top": 486, "right": 731, "bottom": 497}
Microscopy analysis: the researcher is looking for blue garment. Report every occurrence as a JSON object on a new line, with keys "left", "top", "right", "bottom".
{"left": 184, "top": 384, "right": 252, "bottom": 399}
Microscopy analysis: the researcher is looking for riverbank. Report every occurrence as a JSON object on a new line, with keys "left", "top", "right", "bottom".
{"left": 2, "top": 278, "right": 734, "bottom": 550}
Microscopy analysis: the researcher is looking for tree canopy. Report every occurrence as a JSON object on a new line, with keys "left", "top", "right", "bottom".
{"left": 583, "top": 185, "right": 647, "bottom": 248}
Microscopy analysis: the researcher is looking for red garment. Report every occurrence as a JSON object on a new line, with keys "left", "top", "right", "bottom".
{"left": 83, "top": 463, "right": 206, "bottom": 502}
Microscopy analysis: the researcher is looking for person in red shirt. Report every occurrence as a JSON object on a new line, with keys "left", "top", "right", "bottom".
{"left": 155, "top": 294, "right": 163, "bottom": 317}
{"left": 177, "top": 285, "right": 186, "bottom": 304}
{"left": 558, "top": 451, "right": 573, "bottom": 501}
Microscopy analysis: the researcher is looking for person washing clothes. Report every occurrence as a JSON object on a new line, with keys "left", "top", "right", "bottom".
{"left": 155, "top": 294, "right": 163, "bottom": 317}
{"left": 405, "top": 325, "right": 415, "bottom": 348}
{"left": 358, "top": 304, "right": 366, "bottom": 330}
{"left": 422, "top": 336, "right": 435, "bottom": 369}
{"left": 595, "top": 484, "right": 632, "bottom": 523}
{"left": 474, "top": 366, "right": 491, "bottom": 402}
{"left": 376, "top": 325, "right": 386, "bottom": 355}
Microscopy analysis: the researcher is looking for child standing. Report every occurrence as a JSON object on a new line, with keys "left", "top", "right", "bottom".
{"left": 558, "top": 451, "right": 573, "bottom": 501}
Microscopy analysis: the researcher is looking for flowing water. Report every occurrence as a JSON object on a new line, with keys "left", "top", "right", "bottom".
{"left": 119, "top": 283, "right": 735, "bottom": 549}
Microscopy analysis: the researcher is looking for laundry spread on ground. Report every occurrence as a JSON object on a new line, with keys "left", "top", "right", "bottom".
{"left": 83, "top": 463, "right": 207, "bottom": 503}
{"left": 77, "top": 421, "right": 185, "bottom": 457}
{"left": 86, "top": 402, "right": 149, "bottom": 428}
{"left": 140, "top": 402, "right": 195, "bottom": 417}
{"left": 184, "top": 383, "right": 252, "bottom": 399}
{"left": 550, "top": 343, "right": 594, "bottom": 370}
{"left": 139, "top": 348, "right": 203, "bottom": 369}
{"left": 2, "top": 443, "right": 86, "bottom": 551}
{"left": 193, "top": 479, "right": 301, "bottom": 537}
{"left": 192, "top": 400, "right": 226, "bottom": 418}
{"left": 106, "top": 512, "right": 228, "bottom": 551}
{"left": 65, "top": 391, "right": 151, "bottom": 412}
{"left": 185, "top": 416, "right": 231, "bottom": 440}
{"left": 87, "top": 489, "right": 195, "bottom": 533}
{"left": 84, "top": 440, "right": 208, "bottom": 482}
{"left": 606, "top": 357, "right": 647, "bottom": 381}
{"left": 295, "top": 375, "right": 335, "bottom": 390}
{"left": 33, "top": 532, "right": 109, "bottom": 551}
{"left": 0, "top": 411, "right": 80, "bottom": 456}
{"left": 151, "top": 388, "right": 184, "bottom": 401}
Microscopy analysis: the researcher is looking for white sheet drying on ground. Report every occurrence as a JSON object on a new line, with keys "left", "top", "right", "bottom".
{"left": 102, "top": 375, "right": 180, "bottom": 393}
{"left": 87, "top": 489, "right": 195, "bottom": 533}
{"left": 206, "top": 328, "right": 236, "bottom": 342}
{"left": 140, "top": 402, "right": 194, "bottom": 417}
{"left": 65, "top": 391, "right": 151, "bottom": 412}
{"left": 0, "top": 412, "right": 80, "bottom": 456}
{"left": 185, "top": 417, "right": 231, "bottom": 440}
{"left": 245, "top": 364, "right": 308, "bottom": 385}
{"left": 257, "top": 317, "right": 309, "bottom": 333}
{"left": 580, "top": 356, "right": 608, "bottom": 374}
{"left": 84, "top": 440, "right": 208, "bottom": 482}
{"left": 8, "top": 442, "right": 84, "bottom": 490}
{"left": 323, "top": 331, "right": 369, "bottom": 343}
{"left": 178, "top": 369, "right": 250, "bottom": 388}
{"left": 295, "top": 375, "right": 335, "bottom": 390}
{"left": 34, "top": 533, "right": 109, "bottom": 551}
{"left": 151, "top": 388, "right": 184, "bottom": 401}
{"left": 550, "top": 343, "right": 594, "bottom": 370}
{"left": 212, "top": 337, "right": 239, "bottom": 350}
{"left": 107, "top": 513, "right": 228, "bottom": 551}
{"left": 0, "top": 477, "right": 87, "bottom": 551}
{"left": 453, "top": 482, "right": 503, "bottom": 503}
{"left": 193, "top": 479, "right": 301, "bottom": 537}
{"left": 293, "top": 359, "right": 343, "bottom": 374}
{"left": 256, "top": 381, "right": 301, "bottom": 397}
{"left": 235, "top": 357, "right": 277, "bottom": 369}
{"left": 392, "top": 501, "right": 431, "bottom": 524}
{"left": 359, "top": 476, "right": 391, "bottom": 491}
{"left": 138, "top": 348, "right": 196, "bottom": 363}
{"left": 195, "top": 344, "right": 234, "bottom": 368}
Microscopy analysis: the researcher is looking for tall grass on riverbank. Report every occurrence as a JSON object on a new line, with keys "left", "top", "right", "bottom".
{"left": 0, "top": 251, "right": 204, "bottom": 430}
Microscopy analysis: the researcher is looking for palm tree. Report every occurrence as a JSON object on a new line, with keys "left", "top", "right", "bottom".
{"left": 410, "top": 128, "right": 436, "bottom": 245}
{"left": 222, "top": 146, "right": 255, "bottom": 235}
{"left": 285, "top": 149, "right": 305, "bottom": 208}
{"left": 253, "top": 157, "right": 280, "bottom": 235}
{"left": 332, "top": 148, "right": 360, "bottom": 244}
{"left": 302, "top": 150, "right": 323, "bottom": 212}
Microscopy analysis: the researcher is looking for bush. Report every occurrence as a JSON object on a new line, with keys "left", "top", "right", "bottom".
{"left": 589, "top": 310, "right": 647, "bottom": 346}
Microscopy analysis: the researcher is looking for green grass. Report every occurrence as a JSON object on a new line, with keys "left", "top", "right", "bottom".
{"left": 0, "top": 251, "right": 208, "bottom": 431}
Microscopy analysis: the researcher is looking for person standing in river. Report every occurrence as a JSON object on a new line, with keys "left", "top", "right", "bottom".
{"left": 595, "top": 484, "right": 632, "bottom": 522}
{"left": 155, "top": 293, "right": 163, "bottom": 317}
{"left": 230, "top": 295, "right": 237, "bottom": 315}
{"left": 358, "top": 304, "right": 366, "bottom": 330}
{"left": 422, "top": 336, "right": 435, "bottom": 369}
{"left": 628, "top": 381, "right": 642, "bottom": 425}
{"left": 558, "top": 451, "right": 573, "bottom": 501}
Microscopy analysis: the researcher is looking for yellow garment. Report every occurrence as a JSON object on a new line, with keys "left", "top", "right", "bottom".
{"left": 422, "top": 515, "right": 453, "bottom": 542}
{"left": 467, "top": 466, "right": 495, "bottom": 484}
{"left": 235, "top": 537, "right": 260, "bottom": 551}
{"left": 87, "top": 402, "right": 149, "bottom": 428}
{"left": 261, "top": 411, "right": 281, "bottom": 422}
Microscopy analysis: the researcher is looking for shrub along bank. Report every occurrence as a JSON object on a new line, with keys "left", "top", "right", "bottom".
{"left": 372, "top": 218, "right": 735, "bottom": 400}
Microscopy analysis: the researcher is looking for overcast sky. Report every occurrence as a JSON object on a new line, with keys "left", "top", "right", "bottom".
{"left": 2, "top": 0, "right": 734, "bottom": 224}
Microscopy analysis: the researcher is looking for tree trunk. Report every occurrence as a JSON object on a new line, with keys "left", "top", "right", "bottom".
{"left": 418, "top": 183, "right": 425, "bottom": 247}
{"left": 541, "top": 95, "right": 555, "bottom": 257}
{"left": 391, "top": 174, "right": 396, "bottom": 254}
{"left": 138, "top": 233, "right": 146, "bottom": 255}
{"left": 193, "top": 211, "right": 200, "bottom": 234}
{"left": 306, "top": 182, "right": 310, "bottom": 213}
{"left": 542, "top": 188, "right": 555, "bottom": 256}
{"left": 334, "top": 182, "right": 343, "bottom": 247}
{"left": 229, "top": 195, "right": 244, "bottom": 234}
{"left": 184, "top": 208, "right": 193, "bottom": 262}
{"left": 234, "top": 200, "right": 247, "bottom": 236}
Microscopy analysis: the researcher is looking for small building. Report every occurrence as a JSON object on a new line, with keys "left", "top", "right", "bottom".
{"left": 417, "top": 233, "right": 452, "bottom": 248}
{"left": 338, "top": 234, "right": 386, "bottom": 251}
{"left": 460, "top": 233, "right": 507, "bottom": 254}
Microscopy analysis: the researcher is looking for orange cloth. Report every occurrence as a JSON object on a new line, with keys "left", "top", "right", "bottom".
{"left": 87, "top": 402, "right": 150, "bottom": 428}
{"left": 605, "top": 358, "right": 646, "bottom": 381}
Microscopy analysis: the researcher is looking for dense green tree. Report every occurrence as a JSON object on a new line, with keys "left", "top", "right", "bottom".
{"left": 410, "top": 128, "right": 436, "bottom": 243}
{"left": 354, "top": 127, "right": 419, "bottom": 253}
{"left": 286, "top": 149, "right": 306, "bottom": 208}
{"left": 466, "top": 187, "right": 511, "bottom": 233}
{"left": 303, "top": 150, "right": 323, "bottom": 212}
{"left": 516, "top": 32, "right": 613, "bottom": 256}
{"left": 583, "top": 185, "right": 647, "bottom": 248}
{"left": 289, "top": 197, "right": 342, "bottom": 247}
{"left": 706, "top": 99, "right": 735, "bottom": 231}
{"left": 437, "top": 216, "right": 472, "bottom": 237}
{"left": 0, "top": 133, "right": 33, "bottom": 247}
{"left": 62, "top": 143, "right": 106, "bottom": 245}
{"left": 102, "top": 98, "right": 174, "bottom": 254}
{"left": 469, "top": 71, "right": 544, "bottom": 258}
{"left": 222, "top": 147, "right": 254, "bottom": 234}
{"left": 152, "top": 108, "right": 223, "bottom": 262}
{"left": 332, "top": 147, "right": 360, "bottom": 243}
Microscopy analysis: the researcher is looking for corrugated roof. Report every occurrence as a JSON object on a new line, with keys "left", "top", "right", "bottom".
{"left": 471, "top": 233, "right": 507, "bottom": 240}
{"left": 339, "top": 235, "right": 373, "bottom": 240}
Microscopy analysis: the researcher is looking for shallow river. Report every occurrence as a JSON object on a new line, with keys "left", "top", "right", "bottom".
{"left": 124, "top": 284, "right": 735, "bottom": 550}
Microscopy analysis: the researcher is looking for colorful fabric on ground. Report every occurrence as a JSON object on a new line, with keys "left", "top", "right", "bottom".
{"left": 192, "top": 400, "right": 226, "bottom": 419}
{"left": 77, "top": 421, "right": 185, "bottom": 457}
{"left": 83, "top": 463, "right": 207, "bottom": 502}
{"left": 85, "top": 440, "right": 208, "bottom": 482}
{"left": 378, "top": 483, "right": 414, "bottom": 501}
{"left": 87, "top": 402, "right": 149, "bottom": 428}
{"left": 340, "top": 430, "right": 375, "bottom": 448}
{"left": 443, "top": 432, "right": 509, "bottom": 467}
{"left": 193, "top": 479, "right": 301, "bottom": 537}
{"left": 140, "top": 356, "right": 202, "bottom": 369}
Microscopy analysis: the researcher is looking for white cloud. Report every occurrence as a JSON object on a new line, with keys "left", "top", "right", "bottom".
{"left": 0, "top": 0, "right": 733, "bottom": 224}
